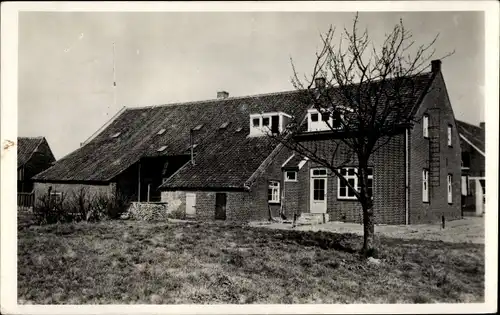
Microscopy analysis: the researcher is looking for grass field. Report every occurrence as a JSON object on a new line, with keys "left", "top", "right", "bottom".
{"left": 18, "top": 220, "right": 484, "bottom": 304}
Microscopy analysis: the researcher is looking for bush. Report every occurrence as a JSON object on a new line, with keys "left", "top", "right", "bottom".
{"left": 33, "top": 187, "right": 130, "bottom": 225}
{"left": 168, "top": 207, "right": 186, "bottom": 220}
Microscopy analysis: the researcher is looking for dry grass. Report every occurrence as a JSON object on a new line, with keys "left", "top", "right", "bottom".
{"left": 18, "top": 220, "right": 484, "bottom": 304}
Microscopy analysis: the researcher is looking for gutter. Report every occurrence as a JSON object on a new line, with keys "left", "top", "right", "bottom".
{"left": 405, "top": 128, "right": 409, "bottom": 225}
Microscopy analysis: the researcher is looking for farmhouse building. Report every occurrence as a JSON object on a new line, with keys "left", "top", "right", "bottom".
{"left": 17, "top": 137, "right": 56, "bottom": 193}
{"left": 33, "top": 60, "right": 461, "bottom": 224}
{"left": 456, "top": 120, "right": 485, "bottom": 216}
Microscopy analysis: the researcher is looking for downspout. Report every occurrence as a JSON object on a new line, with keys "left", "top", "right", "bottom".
{"left": 138, "top": 161, "right": 141, "bottom": 202}
{"left": 405, "top": 128, "right": 409, "bottom": 225}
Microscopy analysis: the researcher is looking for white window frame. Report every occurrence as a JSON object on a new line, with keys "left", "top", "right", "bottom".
{"left": 50, "top": 192, "right": 63, "bottom": 203}
{"left": 422, "top": 169, "right": 429, "bottom": 202}
{"left": 447, "top": 124, "right": 452, "bottom": 147}
{"left": 447, "top": 174, "right": 453, "bottom": 204}
{"left": 285, "top": 171, "right": 297, "bottom": 182}
{"left": 337, "top": 167, "right": 373, "bottom": 200}
{"left": 423, "top": 115, "right": 429, "bottom": 138}
{"left": 268, "top": 180, "right": 280, "bottom": 204}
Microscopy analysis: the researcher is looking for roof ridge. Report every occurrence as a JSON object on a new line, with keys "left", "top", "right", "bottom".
{"left": 124, "top": 88, "right": 303, "bottom": 111}
{"left": 124, "top": 71, "right": 433, "bottom": 111}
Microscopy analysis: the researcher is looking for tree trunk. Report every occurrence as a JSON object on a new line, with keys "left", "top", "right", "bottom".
{"left": 362, "top": 202, "right": 375, "bottom": 255}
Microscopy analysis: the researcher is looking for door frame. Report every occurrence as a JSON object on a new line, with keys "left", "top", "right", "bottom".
{"left": 310, "top": 168, "right": 328, "bottom": 213}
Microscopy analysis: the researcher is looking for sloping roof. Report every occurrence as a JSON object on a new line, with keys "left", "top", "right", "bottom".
{"left": 456, "top": 120, "right": 485, "bottom": 154}
{"left": 17, "top": 137, "right": 45, "bottom": 168}
{"left": 34, "top": 90, "right": 310, "bottom": 183}
{"left": 35, "top": 70, "right": 436, "bottom": 189}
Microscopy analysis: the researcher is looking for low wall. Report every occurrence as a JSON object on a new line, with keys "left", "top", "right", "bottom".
{"left": 126, "top": 202, "right": 169, "bottom": 221}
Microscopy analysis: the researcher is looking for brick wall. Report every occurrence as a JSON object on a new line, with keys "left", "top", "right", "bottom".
{"left": 287, "top": 135, "right": 406, "bottom": 224}
{"left": 160, "top": 145, "right": 291, "bottom": 222}
{"left": 408, "top": 71, "right": 462, "bottom": 223}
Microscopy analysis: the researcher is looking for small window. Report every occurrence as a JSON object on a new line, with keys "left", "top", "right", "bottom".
{"left": 312, "top": 168, "right": 327, "bottom": 176}
{"left": 157, "top": 128, "right": 166, "bottom": 135}
{"left": 422, "top": 169, "right": 429, "bottom": 202}
{"left": 157, "top": 145, "right": 167, "bottom": 152}
{"left": 262, "top": 117, "right": 270, "bottom": 127}
{"left": 285, "top": 171, "right": 297, "bottom": 182}
{"left": 235, "top": 127, "right": 243, "bottom": 133}
{"left": 50, "top": 192, "right": 62, "bottom": 203}
{"left": 461, "top": 152, "right": 471, "bottom": 168}
{"left": 447, "top": 125, "right": 452, "bottom": 147}
{"left": 321, "top": 111, "right": 330, "bottom": 121}
{"left": 310, "top": 113, "right": 319, "bottom": 122}
{"left": 268, "top": 181, "right": 280, "bottom": 203}
{"left": 220, "top": 122, "right": 229, "bottom": 129}
{"left": 423, "top": 115, "right": 429, "bottom": 138}
{"left": 447, "top": 174, "right": 453, "bottom": 203}
{"left": 252, "top": 118, "right": 260, "bottom": 127}
{"left": 193, "top": 124, "right": 203, "bottom": 131}
{"left": 111, "top": 132, "right": 121, "bottom": 138}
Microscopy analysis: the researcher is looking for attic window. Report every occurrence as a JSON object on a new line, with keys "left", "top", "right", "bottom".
{"left": 157, "top": 128, "right": 166, "bottom": 135}
{"left": 111, "top": 132, "right": 121, "bottom": 138}
{"left": 157, "top": 146, "right": 167, "bottom": 152}
{"left": 220, "top": 122, "right": 230, "bottom": 129}
{"left": 235, "top": 127, "right": 243, "bottom": 133}
{"left": 193, "top": 124, "right": 203, "bottom": 131}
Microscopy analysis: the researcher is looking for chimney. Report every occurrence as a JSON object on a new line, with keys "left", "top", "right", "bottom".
{"left": 431, "top": 59, "right": 442, "bottom": 73}
{"left": 217, "top": 91, "right": 229, "bottom": 99}
{"left": 315, "top": 77, "right": 326, "bottom": 89}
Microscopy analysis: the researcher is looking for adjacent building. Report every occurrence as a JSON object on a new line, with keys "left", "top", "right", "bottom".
{"left": 33, "top": 60, "right": 462, "bottom": 224}
{"left": 456, "top": 120, "right": 485, "bottom": 216}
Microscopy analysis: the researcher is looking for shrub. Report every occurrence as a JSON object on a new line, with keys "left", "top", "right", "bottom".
{"left": 168, "top": 207, "right": 186, "bottom": 220}
{"left": 33, "top": 187, "right": 130, "bottom": 225}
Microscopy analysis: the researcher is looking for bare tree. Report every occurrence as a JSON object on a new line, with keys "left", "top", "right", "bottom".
{"left": 267, "top": 13, "right": 453, "bottom": 256}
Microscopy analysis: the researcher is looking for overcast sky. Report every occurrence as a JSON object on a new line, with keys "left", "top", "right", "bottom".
{"left": 18, "top": 11, "right": 485, "bottom": 159}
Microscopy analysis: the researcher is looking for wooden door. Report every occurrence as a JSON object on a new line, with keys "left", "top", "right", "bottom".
{"left": 215, "top": 193, "right": 227, "bottom": 220}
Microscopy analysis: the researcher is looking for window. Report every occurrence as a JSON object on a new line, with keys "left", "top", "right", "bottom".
{"left": 157, "top": 128, "right": 166, "bottom": 135}
{"left": 310, "top": 113, "right": 319, "bottom": 122}
{"left": 50, "top": 192, "right": 62, "bottom": 203}
{"left": 268, "top": 181, "right": 280, "bottom": 203}
{"left": 447, "top": 174, "right": 453, "bottom": 203}
{"left": 193, "top": 124, "right": 203, "bottom": 131}
{"left": 285, "top": 171, "right": 297, "bottom": 182}
{"left": 312, "top": 168, "right": 327, "bottom": 176}
{"left": 252, "top": 118, "right": 260, "bottom": 127}
{"left": 447, "top": 124, "right": 452, "bottom": 146}
{"left": 111, "top": 132, "right": 121, "bottom": 138}
{"left": 262, "top": 117, "right": 270, "bottom": 127}
{"left": 235, "top": 127, "right": 243, "bottom": 133}
{"left": 337, "top": 167, "right": 373, "bottom": 200}
{"left": 461, "top": 152, "right": 471, "bottom": 168}
{"left": 423, "top": 115, "right": 429, "bottom": 138}
{"left": 157, "top": 145, "right": 167, "bottom": 152}
{"left": 422, "top": 169, "right": 429, "bottom": 202}
{"left": 220, "top": 122, "right": 229, "bottom": 129}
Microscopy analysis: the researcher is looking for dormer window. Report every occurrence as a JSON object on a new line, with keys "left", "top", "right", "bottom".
{"left": 311, "top": 113, "right": 319, "bottom": 122}
{"left": 157, "top": 128, "right": 166, "bottom": 135}
{"left": 249, "top": 112, "right": 292, "bottom": 137}
{"left": 193, "top": 124, "right": 203, "bottom": 131}
{"left": 157, "top": 145, "right": 167, "bottom": 152}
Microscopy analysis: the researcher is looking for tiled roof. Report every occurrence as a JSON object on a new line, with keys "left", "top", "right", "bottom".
{"left": 456, "top": 120, "right": 485, "bottom": 153}
{"left": 17, "top": 137, "right": 45, "bottom": 168}
{"left": 35, "top": 70, "right": 436, "bottom": 189}
{"left": 33, "top": 90, "right": 310, "bottom": 183}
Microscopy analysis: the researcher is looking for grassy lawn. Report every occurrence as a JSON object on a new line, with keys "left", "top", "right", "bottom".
{"left": 18, "top": 220, "right": 484, "bottom": 304}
